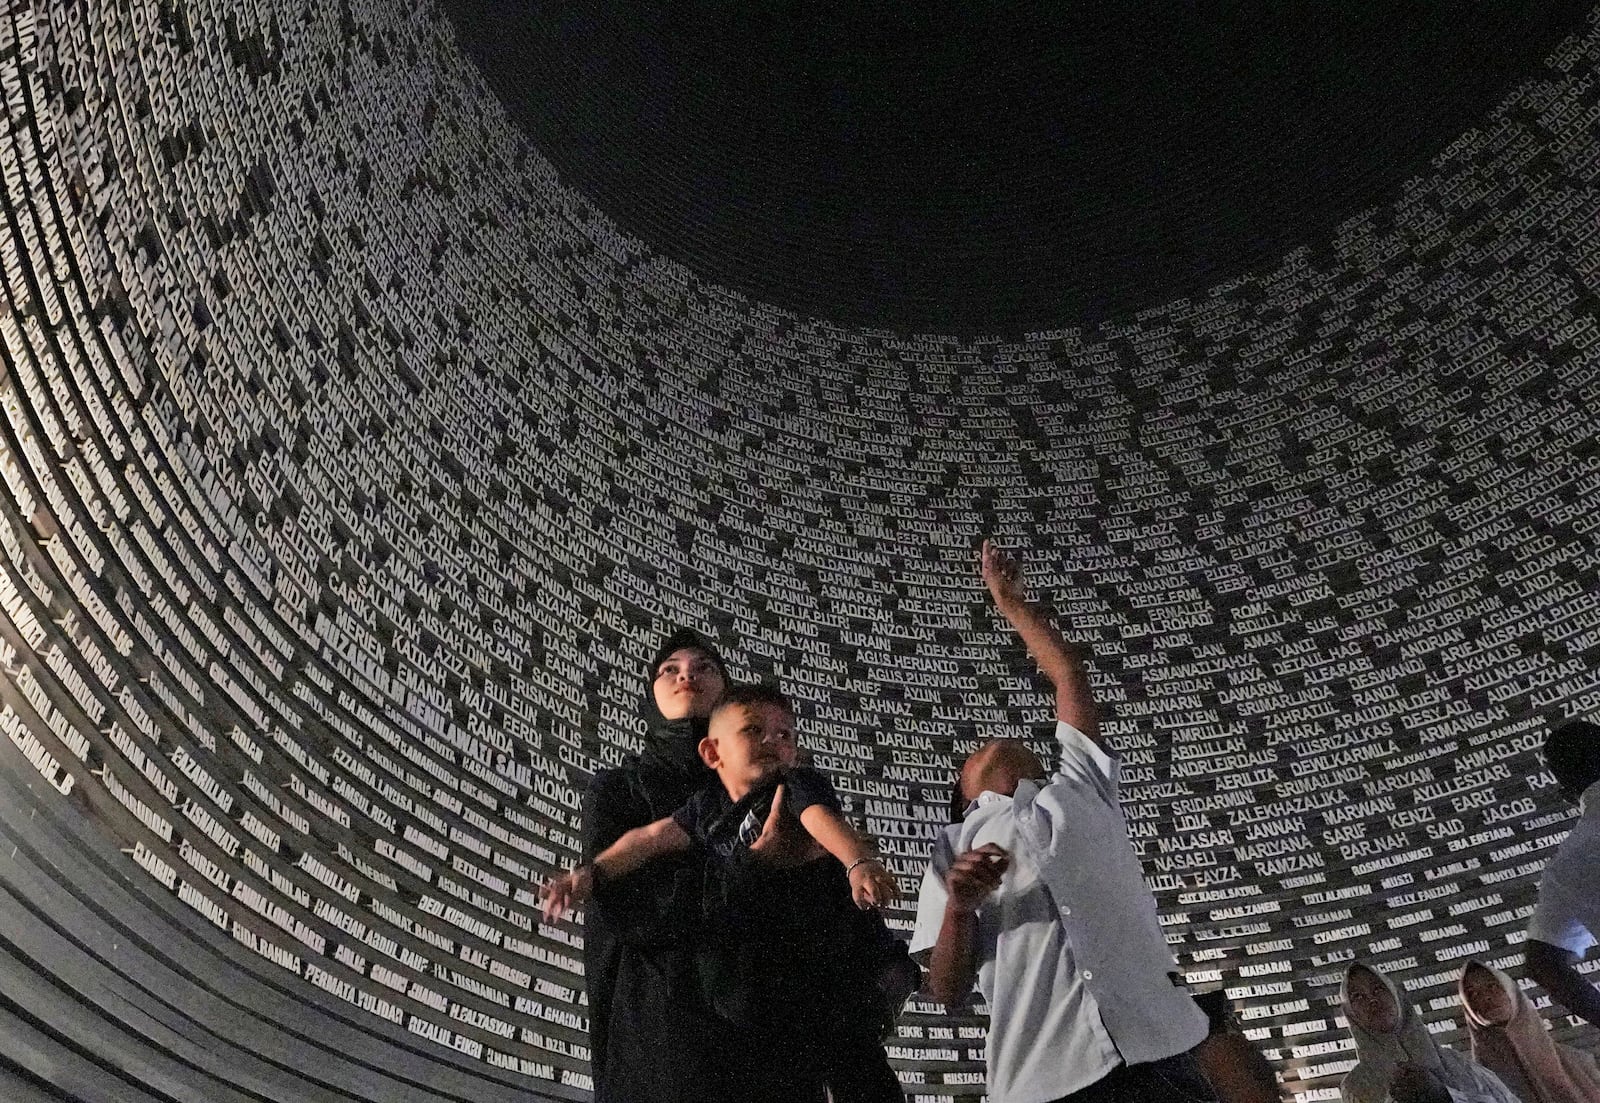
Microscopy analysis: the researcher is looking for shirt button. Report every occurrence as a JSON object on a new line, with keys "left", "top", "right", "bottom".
{"left": 1083, "top": 970, "right": 1094, "bottom": 980}
{"left": 1061, "top": 907, "right": 1071, "bottom": 916}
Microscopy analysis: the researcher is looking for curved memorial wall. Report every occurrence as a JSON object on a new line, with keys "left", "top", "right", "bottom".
{"left": 3, "top": 2, "right": 1600, "bottom": 1100}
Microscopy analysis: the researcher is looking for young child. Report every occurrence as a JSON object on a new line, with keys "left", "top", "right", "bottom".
{"left": 543, "top": 683, "right": 910, "bottom": 1102}
{"left": 541, "top": 683, "right": 897, "bottom": 915}
{"left": 913, "top": 540, "right": 1214, "bottom": 1103}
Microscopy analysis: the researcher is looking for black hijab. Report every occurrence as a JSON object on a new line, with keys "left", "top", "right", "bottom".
{"left": 639, "top": 628, "right": 728, "bottom": 781}
{"left": 581, "top": 627, "right": 735, "bottom": 1103}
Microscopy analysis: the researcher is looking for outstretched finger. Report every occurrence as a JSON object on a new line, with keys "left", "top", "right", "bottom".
{"left": 981, "top": 539, "right": 1000, "bottom": 577}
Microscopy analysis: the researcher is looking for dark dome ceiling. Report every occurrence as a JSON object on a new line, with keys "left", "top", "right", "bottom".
{"left": 441, "top": 1, "right": 1595, "bottom": 335}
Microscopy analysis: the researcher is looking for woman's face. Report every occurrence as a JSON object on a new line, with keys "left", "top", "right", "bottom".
{"left": 1462, "top": 964, "right": 1514, "bottom": 1026}
{"left": 1346, "top": 966, "right": 1400, "bottom": 1034}
{"left": 652, "top": 648, "right": 726, "bottom": 720}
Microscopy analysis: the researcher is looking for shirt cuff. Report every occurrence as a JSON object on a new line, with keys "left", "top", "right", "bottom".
{"left": 1529, "top": 913, "right": 1597, "bottom": 956}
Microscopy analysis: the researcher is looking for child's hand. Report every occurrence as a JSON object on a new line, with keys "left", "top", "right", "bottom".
{"left": 750, "top": 785, "right": 811, "bottom": 868}
{"left": 539, "top": 865, "right": 595, "bottom": 922}
{"left": 848, "top": 858, "right": 898, "bottom": 910}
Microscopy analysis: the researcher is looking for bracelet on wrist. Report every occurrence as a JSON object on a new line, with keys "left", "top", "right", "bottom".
{"left": 845, "top": 857, "right": 883, "bottom": 876}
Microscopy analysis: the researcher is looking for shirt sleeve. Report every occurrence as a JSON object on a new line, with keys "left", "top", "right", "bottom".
{"left": 1440, "top": 1047, "right": 1522, "bottom": 1103}
{"left": 909, "top": 829, "right": 957, "bottom": 956}
{"left": 781, "top": 765, "right": 843, "bottom": 817}
{"left": 669, "top": 788, "right": 712, "bottom": 847}
{"left": 1023, "top": 719, "right": 1119, "bottom": 819}
{"left": 1529, "top": 862, "right": 1600, "bottom": 955}
{"left": 1054, "top": 718, "right": 1117, "bottom": 783}
{"left": 583, "top": 771, "right": 710, "bottom": 947}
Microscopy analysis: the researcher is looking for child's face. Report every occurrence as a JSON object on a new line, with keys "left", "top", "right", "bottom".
{"left": 1344, "top": 966, "right": 1398, "bottom": 1034}
{"left": 1461, "top": 964, "right": 1513, "bottom": 1025}
{"left": 701, "top": 702, "right": 798, "bottom": 791}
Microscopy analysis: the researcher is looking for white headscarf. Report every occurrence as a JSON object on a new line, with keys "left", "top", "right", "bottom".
{"left": 1460, "top": 960, "right": 1600, "bottom": 1103}
{"left": 1341, "top": 962, "right": 1446, "bottom": 1103}
{"left": 1341, "top": 962, "right": 1521, "bottom": 1103}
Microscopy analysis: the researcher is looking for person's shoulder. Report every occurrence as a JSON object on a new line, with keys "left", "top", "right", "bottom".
{"left": 784, "top": 765, "right": 842, "bottom": 808}
{"left": 588, "top": 760, "right": 639, "bottom": 790}
{"left": 1547, "top": 813, "right": 1600, "bottom": 867}
{"left": 786, "top": 764, "right": 834, "bottom": 787}
{"left": 585, "top": 760, "right": 645, "bottom": 806}
{"left": 1336, "top": 1061, "right": 1376, "bottom": 1103}
{"left": 1438, "top": 1044, "right": 1511, "bottom": 1092}
{"left": 924, "top": 819, "right": 962, "bottom": 866}
{"left": 680, "top": 779, "right": 728, "bottom": 815}
{"left": 1054, "top": 718, "right": 1114, "bottom": 766}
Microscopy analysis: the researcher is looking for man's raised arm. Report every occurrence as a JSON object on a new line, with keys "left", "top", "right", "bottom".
{"left": 1526, "top": 938, "right": 1600, "bottom": 1029}
{"left": 981, "top": 539, "right": 1100, "bottom": 747}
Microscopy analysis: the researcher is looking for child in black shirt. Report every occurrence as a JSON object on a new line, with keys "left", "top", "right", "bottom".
{"left": 543, "top": 683, "right": 912, "bottom": 1102}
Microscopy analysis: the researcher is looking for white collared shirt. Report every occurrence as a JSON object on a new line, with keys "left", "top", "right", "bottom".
{"left": 1529, "top": 779, "right": 1600, "bottom": 954}
{"left": 910, "top": 720, "right": 1207, "bottom": 1103}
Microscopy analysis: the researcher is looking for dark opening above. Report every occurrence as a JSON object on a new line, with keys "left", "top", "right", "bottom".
{"left": 440, "top": 1, "right": 1595, "bottom": 336}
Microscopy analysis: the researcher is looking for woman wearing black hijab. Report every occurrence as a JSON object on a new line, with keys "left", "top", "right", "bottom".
{"left": 579, "top": 627, "right": 734, "bottom": 1103}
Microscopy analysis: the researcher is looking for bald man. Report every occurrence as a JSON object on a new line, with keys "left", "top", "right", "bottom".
{"left": 910, "top": 541, "right": 1213, "bottom": 1103}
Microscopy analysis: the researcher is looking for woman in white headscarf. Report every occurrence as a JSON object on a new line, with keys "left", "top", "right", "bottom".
{"left": 1341, "top": 962, "right": 1520, "bottom": 1103}
{"left": 1459, "top": 960, "right": 1600, "bottom": 1103}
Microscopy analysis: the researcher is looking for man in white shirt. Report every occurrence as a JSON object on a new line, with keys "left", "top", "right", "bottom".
{"left": 1524, "top": 718, "right": 1600, "bottom": 1027}
{"left": 910, "top": 541, "right": 1213, "bottom": 1103}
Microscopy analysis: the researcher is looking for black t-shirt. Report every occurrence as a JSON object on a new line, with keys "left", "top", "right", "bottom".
{"left": 676, "top": 765, "right": 915, "bottom": 1063}
{"left": 672, "top": 765, "right": 842, "bottom": 857}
